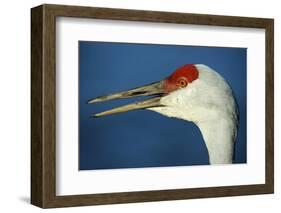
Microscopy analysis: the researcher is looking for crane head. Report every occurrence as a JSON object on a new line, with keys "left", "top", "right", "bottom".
{"left": 88, "top": 64, "right": 237, "bottom": 124}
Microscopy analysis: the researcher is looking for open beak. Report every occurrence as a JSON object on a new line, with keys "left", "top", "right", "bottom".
{"left": 87, "top": 80, "right": 166, "bottom": 117}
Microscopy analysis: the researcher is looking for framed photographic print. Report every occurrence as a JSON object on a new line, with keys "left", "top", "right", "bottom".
{"left": 31, "top": 4, "right": 274, "bottom": 208}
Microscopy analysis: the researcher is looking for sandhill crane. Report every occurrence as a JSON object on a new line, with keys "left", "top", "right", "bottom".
{"left": 88, "top": 64, "right": 239, "bottom": 164}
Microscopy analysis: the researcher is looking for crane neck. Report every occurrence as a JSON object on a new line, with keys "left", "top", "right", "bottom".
{"left": 196, "top": 117, "right": 237, "bottom": 164}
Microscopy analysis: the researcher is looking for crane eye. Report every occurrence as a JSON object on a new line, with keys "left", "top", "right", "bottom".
{"left": 176, "top": 79, "right": 188, "bottom": 88}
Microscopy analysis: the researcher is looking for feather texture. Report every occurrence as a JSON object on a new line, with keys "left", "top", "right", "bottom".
{"left": 149, "top": 64, "right": 238, "bottom": 164}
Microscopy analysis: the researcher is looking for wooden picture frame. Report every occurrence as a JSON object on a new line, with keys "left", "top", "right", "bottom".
{"left": 31, "top": 4, "right": 274, "bottom": 208}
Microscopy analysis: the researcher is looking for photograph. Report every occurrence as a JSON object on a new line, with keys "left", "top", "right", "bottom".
{"left": 30, "top": 4, "right": 273, "bottom": 208}
{"left": 79, "top": 41, "right": 247, "bottom": 170}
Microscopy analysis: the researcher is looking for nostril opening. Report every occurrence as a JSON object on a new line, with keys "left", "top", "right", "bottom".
{"left": 131, "top": 91, "right": 146, "bottom": 95}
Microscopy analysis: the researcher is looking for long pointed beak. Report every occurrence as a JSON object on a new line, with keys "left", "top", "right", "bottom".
{"left": 88, "top": 80, "right": 166, "bottom": 117}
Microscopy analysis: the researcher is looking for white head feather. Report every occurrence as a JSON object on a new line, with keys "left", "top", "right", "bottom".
{"left": 149, "top": 64, "right": 238, "bottom": 164}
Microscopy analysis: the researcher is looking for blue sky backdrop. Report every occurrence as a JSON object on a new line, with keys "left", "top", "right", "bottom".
{"left": 79, "top": 41, "right": 247, "bottom": 170}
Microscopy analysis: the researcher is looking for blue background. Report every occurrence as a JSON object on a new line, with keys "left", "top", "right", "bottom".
{"left": 79, "top": 41, "right": 247, "bottom": 170}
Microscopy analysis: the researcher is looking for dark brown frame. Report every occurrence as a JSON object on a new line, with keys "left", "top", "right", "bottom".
{"left": 31, "top": 4, "right": 274, "bottom": 208}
